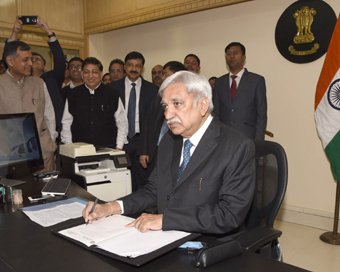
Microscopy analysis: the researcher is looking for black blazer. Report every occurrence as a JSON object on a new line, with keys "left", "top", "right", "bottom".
{"left": 213, "top": 68, "right": 267, "bottom": 140}
{"left": 108, "top": 76, "right": 158, "bottom": 128}
{"left": 136, "top": 93, "right": 164, "bottom": 162}
{"left": 121, "top": 117, "right": 255, "bottom": 241}
{"left": 40, "top": 40, "right": 65, "bottom": 133}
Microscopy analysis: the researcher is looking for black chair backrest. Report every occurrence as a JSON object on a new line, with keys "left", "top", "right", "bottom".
{"left": 245, "top": 140, "right": 288, "bottom": 230}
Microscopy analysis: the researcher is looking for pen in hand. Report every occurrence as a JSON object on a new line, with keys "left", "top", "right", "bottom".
{"left": 86, "top": 198, "right": 98, "bottom": 225}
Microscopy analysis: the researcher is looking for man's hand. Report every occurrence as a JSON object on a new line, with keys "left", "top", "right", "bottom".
{"left": 126, "top": 213, "right": 163, "bottom": 232}
{"left": 82, "top": 201, "right": 122, "bottom": 224}
{"left": 10, "top": 17, "right": 23, "bottom": 41}
{"left": 35, "top": 16, "right": 53, "bottom": 38}
{"left": 139, "top": 155, "right": 149, "bottom": 168}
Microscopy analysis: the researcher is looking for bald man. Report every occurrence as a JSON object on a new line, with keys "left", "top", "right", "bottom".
{"left": 151, "top": 65, "right": 163, "bottom": 87}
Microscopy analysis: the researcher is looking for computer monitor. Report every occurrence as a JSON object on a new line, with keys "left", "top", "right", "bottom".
{"left": 0, "top": 113, "right": 44, "bottom": 181}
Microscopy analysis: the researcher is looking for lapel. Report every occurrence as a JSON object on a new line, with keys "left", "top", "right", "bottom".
{"left": 233, "top": 68, "right": 249, "bottom": 101}
{"left": 173, "top": 118, "right": 220, "bottom": 189}
{"left": 171, "top": 135, "right": 183, "bottom": 187}
{"left": 224, "top": 73, "right": 231, "bottom": 101}
{"left": 139, "top": 77, "right": 147, "bottom": 116}
{"left": 119, "top": 78, "right": 126, "bottom": 107}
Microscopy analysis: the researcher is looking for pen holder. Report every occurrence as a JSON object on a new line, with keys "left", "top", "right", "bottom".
{"left": 13, "top": 189, "right": 23, "bottom": 204}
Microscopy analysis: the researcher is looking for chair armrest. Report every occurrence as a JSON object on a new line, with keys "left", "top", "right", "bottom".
{"left": 237, "top": 227, "right": 282, "bottom": 252}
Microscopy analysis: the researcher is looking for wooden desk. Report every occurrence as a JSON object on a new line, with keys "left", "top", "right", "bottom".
{"left": 0, "top": 177, "right": 310, "bottom": 272}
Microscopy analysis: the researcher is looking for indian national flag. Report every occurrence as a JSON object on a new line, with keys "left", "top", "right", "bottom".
{"left": 315, "top": 14, "right": 340, "bottom": 181}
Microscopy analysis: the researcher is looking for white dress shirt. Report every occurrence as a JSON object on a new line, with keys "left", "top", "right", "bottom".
{"left": 179, "top": 114, "right": 213, "bottom": 165}
{"left": 229, "top": 68, "right": 245, "bottom": 88}
{"left": 124, "top": 76, "right": 142, "bottom": 133}
{"left": 61, "top": 82, "right": 128, "bottom": 149}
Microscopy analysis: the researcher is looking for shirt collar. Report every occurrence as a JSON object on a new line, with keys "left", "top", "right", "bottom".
{"left": 85, "top": 82, "right": 101, "bottom": 94}
{"left": 184, "top": 114, "right": 213, "bottom": 147}
{"left": 7, "top": 69, "right": 25, "bottom": 84}
{"left": 230, "top": 68, "right": 245, "bottom": 78}
{"left": 125, "top": 76, "right": 141, "bottom": 88}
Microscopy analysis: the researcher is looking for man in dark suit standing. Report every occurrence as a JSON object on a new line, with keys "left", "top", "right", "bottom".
{"left": 138, "top": 61, "right": 186, "bottom": 180}
{"left": 108, "top": 52, "right": 158, "bottom": 191}
{"left": 213, "top": 42, "right": 267, "bottom": 140}
{"left": 84, "top": 71, "right": 255, "bottom": 241}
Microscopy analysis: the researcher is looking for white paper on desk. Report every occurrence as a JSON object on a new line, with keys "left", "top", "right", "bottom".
{"left": 59, "top": 214, "right": 191, "bottom": 258}
{"left": 97, "top": 229, "right": 191, "bottom": 258}
{"left": 23, "top": 202, "right": 86, "bottom": 227}
{"left": 59, "top": 215, "right": 135, "bottom": 247}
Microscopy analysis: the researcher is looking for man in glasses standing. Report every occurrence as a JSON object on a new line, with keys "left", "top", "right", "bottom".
{"left": 60, "top": 57, "right": 84, "bottom": 104}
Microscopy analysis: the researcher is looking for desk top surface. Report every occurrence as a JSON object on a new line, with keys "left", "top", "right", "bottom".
{"left": 0, "top": 177, "right": 310, "bottom": 272}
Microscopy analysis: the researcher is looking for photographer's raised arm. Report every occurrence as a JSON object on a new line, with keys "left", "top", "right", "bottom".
{"left": 9, "top": 17, "right": 23, "bottom": 41}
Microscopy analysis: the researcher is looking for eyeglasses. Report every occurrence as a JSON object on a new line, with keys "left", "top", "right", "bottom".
{"left": 226, "top": 50, "right": 241, "bottom": 56}
{"left": 152, "top": 71, "right": 163, "bottom": 76}
{"left": 70, "top": 65, "right": 82, "bottom": 71}
{"left": 110, "top": 69, "right": 123, "bottom": 73}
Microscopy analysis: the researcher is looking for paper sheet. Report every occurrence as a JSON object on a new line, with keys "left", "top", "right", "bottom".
{"left": 59, "top": 214, "right": 191, "bottom": 258}
{"left": 22, "top": 198, "right": 87, "bottom": 227}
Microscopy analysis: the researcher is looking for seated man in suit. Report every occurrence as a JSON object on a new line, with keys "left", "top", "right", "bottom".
{"left": 213, "top": 42, "right": 267, "bottom": 140}
{"left": 83, "top": 71, "right": 255, "bottom": 241}
{"left": 61, "top": 57, "right": 128, "bottom": 149}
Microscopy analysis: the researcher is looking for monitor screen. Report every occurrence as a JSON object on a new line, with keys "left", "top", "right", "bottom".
{"left": 0, "top": 113, "right": 44, "bottom": 177}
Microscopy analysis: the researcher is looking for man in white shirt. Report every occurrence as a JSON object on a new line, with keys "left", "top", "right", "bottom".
{"left": 61, "top": 57, "right": 128, "bottom": 149}
{"left": 83, "top": 71, "right": 255, "bottom": 242}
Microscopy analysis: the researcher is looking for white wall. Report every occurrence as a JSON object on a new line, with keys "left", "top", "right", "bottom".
{"left": 89, "top": 0, "right": 340, "bottom": 222}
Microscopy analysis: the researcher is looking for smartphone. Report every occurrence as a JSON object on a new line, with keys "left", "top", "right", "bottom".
{"left": 28, "top": 195, "right": 51, "bottom": 201}
{"left": 20, "top": 16, "right": 38, "bottom": 25}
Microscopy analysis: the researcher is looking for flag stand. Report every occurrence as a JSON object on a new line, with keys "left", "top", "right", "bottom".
{"left": 320, "top": 180, "right": 340, "bottom": 245}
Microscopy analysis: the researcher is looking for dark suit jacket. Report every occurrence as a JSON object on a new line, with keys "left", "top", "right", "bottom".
{"left": 108, "top": 76, "right": 158, "bottom": 128}
{"left": 40, "top": 40, "right": 65, "bottom": 133}
{"left": 121, "top": 117, "right": 255, "bottom": 240}
{"left": 136, "top": 93, "right": 164, "bottom": 163}
{"left": 213, "top": 68, "right": 267, "bottom": 140}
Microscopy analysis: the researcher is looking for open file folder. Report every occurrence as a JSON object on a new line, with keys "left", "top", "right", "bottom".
{"left": 51, "top": 214, "right": 200, "bottom": 266}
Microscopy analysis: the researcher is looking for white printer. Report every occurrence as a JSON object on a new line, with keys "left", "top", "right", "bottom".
{"left": 60, "top": 142, "right": 131, "bottom": 202}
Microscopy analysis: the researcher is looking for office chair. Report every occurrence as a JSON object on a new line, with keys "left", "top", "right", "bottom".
{"left": 237, "top": 140, "right": 288, "bottom": 261}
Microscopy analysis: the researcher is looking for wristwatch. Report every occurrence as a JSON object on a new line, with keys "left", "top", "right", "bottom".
{"left": 48, "top": 32, "right": 56, "bottom": 38}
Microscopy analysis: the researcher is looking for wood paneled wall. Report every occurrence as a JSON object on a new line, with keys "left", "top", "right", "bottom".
{"left": 84, "top": 0, "right": 251, "bottom": 35}
{"left": 0, "top": 0, "right": 84, "bottom": 57}
{"left": 0, "top": 0, "right": 250, "bottom": 58}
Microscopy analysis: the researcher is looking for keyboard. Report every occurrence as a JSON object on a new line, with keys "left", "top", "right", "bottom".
{"left": 41, "top": 178, "right": 71, "bottom": 196}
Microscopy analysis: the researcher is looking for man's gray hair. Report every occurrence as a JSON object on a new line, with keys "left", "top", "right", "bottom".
{"left": 159, "top": 71, "right": 214, "bottom": 113}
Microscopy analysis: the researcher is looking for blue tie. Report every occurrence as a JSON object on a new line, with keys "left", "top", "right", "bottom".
{"left": 177, "top": 139, "right": 194, "bottom": 183}
{"left": 128, "top": 83, "right": 136, "bottom": 139}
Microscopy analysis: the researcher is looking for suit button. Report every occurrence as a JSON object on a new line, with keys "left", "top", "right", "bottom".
{"left": 166, "top": 195, "right": 170, "bottom": 200}
{"left": 231, "top": 109, "right": 235, "bottom": 112}
{"left": 231, "top": 121, "right": 234, "bottom": 124}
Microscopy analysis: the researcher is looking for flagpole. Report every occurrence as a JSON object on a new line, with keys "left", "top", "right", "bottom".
{"left": 320, "top": 179, "right": 340, "bottom": 245}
